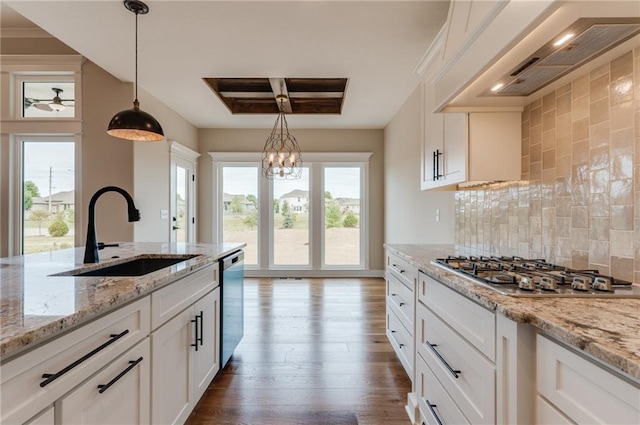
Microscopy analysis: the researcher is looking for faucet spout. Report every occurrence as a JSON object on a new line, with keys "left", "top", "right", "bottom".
{"left": 83, "top": 186, "right": 140, "bottom": 263}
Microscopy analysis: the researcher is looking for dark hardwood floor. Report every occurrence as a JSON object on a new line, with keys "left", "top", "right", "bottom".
{"left": 186, "top": 277, "right": 411, "bottom": 425}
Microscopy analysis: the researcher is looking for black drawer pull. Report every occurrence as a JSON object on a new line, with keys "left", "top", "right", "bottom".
{"left": 98, "top": 357, "right": 143, "bottom": 394}
{"left": 391, "top": 264, "right": 405, "bottom": 274}
{"left": 398, "top": 343, "right": 405, "bottom": 348}
{"left": 426, "top": 399, "right": 443, "bottom": 425}
{"left": 197, "top": 311, "right": 204, "bottom": 346}
{"left": 191, "top": 315, "right": 200, "bottom": 352}
{"left": 399, "top": 302, "right": 406, "bottom": 307}
{"left": 427, "top": 340, "right": 461, "bottom": 378}
{"left": 40, "top": 330, "right": 129, "bottom": 387}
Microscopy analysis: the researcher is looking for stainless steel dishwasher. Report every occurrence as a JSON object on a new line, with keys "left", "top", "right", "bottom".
{"left": 219, "top": 250, "right": 244, "bottom": 369}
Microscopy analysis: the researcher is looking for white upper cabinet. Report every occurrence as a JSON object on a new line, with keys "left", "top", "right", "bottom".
{"left": 421, "top": 83, "right": 522, "bottom": 190}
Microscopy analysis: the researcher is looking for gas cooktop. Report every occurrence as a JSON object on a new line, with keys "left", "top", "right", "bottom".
{"left": 432, "top": 256, "right": 640, "bottom": 298}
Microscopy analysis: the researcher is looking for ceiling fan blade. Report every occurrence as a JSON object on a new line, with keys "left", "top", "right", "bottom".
{"left": 34, "top": 103, "right": 54, "bottom": 112}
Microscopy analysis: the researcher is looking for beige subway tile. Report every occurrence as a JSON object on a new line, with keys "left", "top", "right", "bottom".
{"left": 572, "top": 95, "right": 589, "bottom": 120}
{"left": 557, "top": 134, "right": 571, "bottom": 157}
{"left": 590, "top": 217, "right": 610, "bottom": 241}
{"left": 592, "top": 264, "right": 611, "bottom": 276}
{"left": 635, "top": 272, "right": 640, "bottom": 285}
{"left": 611, "top": 229, "right": 634, "bottom": 257}
{"left": 530, "top": 142, "right": 542, "bottom": 163}
{"left": 558, "top": 237, "right": 572, "bottom": 257}
{"left": 542, "top": 149, "right": 556, "bottom": 169}
{"left": 590, "top": 169, "right": 609, "bottom": 194}
{"left": 589, "top": 240, "right": 610, "bottom": 265}
{"left": 591, "top": 63, "right": 609, "bottom": 79}
{"left": 557, "top": 83, "right": 571, "bottom": 96}
{"left": 636, "top": 137, "right": 640, "bottom": 165}
{"left": 542, "top": 222, "right": 556, "bottom": 246}
{"left": 636, "top": 191, "right": 640, "bottom": 218}
{"left": 530, "top": 198, "right": 542, "bottom": 216}
{"left": 542, "top": 168, "right": 556, "bottom": 184}
{"left": 572, "top": 183, "right": 589, "bottom": 206}
{"left": 572, "top": 163, "right": 589, "bottom": 183}
{"left": 557, "top": 92, "right": 571, "bottom": 116}
{"left": 611, "top": 101, "right": 633, "bottom": 130}
{"left": 611, "top": 179, "right": 634, "bottom": 205}
{"left": 572, "top": 206, "right": 588, "bottom": 228}
{"left": 557, "top": 216, "right": 571, "bottom": 237}
{"left": 530, "top": 161, "right": 542, "bottom": 181}
{"left": 557, "top": 113, "right": 571, "bottom": 136}
{"left": 543, "top": 92, "right": 556, "bottom": 112}
{"left": 612, "top": 154, "right": 633, "bottom": 181}
{"left": 590, "top": 98, "right": 610, "bottom": 125}
{"left": 531, "top": 234, "right": 542, "bottom": 254}
{"left": 590, "top": 193, "right": 610, "bottom": 217}
{"left": 611, "top": 256, "right": 633, "bottom": 282}
{"left": 611, "top": 51, "right": 633, "bottom": 81}
{"left": 572, "top": 140, "right": 589, "bottom": 164}
{"left": 556, "top": 176, "right": 571, "bottom": 196}
{"left": 590, "top": 121, "right": 610, "bottom": 148}
{"left": 611, "top": 205, "right": 634, "bottom": 230}
{"left": 530, "top": 124, "right": 542, "bottom": 144}
{"left": 543, "top": 129, "right": 556, "bottom": 150}
{"left": 573, "top": 75, "right": 589, "bottom": 99}
{"left": 590, "top": 73, "right": 609, "bottom": 102}
{"left": 543, "top": 111, "right": 556, "bottom": 132}
{"left": 521, "top": 155, "right": 530, "bottom": 175}
{"left": 530, "top": 216, "right": 542, "bottom": 235}
{"left": 610, "top": 76, "right": 634, "bottom": 106}
{"left": 531, "top": 98, "right": 543, "bottom": 109}
{"left": 635, "top": 111, "right": 640, "bottom": 138}
{"left": 557, "top": 196, "right": 572, "bottom": 217}
{"left": 572, "top": 117, "right": 589, "bottom": 142}
{"left": 590, "top": 145, "right": 609, "bottom": 171}
{"left": 572, "top": 250, "right": 589, "bottom": 269}
{"left": 522, "top": 120, "right": 530, "bottom": 139}
{"left": 572, "top": 228, "right": 589, "bottom": 251}
{"left": 531, "top": 106, "right": 542, "bottom": 127}
{"left": 521, "top": 137, "right": 530, "bottom": 156}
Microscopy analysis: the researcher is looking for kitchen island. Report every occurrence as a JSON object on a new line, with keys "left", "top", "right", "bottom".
{"left": 385, "top": 244, "right": 640, "bottom": 425}
{"left": 0, "top": 242, "right": 244, "bottom": 425}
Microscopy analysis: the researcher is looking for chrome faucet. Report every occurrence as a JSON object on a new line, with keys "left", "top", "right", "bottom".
{"left": 83, "top": 186, "right": 140, "bottom": 263}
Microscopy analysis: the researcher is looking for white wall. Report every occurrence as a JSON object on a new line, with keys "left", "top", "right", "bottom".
{"left": 384, "top": 85, "right": 456, "bottom": 244}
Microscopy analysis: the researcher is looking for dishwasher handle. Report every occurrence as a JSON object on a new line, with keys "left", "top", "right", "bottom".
{"left": 222, "top": 250, "right": 244, "bottom": 269}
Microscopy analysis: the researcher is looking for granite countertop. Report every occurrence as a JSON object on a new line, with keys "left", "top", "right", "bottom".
{"left": 0, "top": 242, "right": 245, "bottom": 360}
{"left": 385, "top": 244, "right": 640, "bottom": 381}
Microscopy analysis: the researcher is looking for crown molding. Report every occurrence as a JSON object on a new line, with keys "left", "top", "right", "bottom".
{"left": 1, "top": 27, "right": 53, "bottom": 39}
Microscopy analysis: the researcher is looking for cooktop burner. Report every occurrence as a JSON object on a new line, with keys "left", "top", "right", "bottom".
{"left": 433, "top": 256, "right": 640, "bottom": 298}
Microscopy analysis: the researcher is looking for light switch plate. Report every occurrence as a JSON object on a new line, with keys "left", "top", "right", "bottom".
{"left": 160, "top": 209, "right": 169, "bottom": 219}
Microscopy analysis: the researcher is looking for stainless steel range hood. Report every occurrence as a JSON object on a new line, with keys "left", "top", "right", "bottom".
{"left": 485, "top": 18, "right": 640, "bottom": 97}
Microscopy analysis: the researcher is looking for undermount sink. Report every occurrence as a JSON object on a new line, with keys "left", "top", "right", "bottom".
{"left": 57, "top": 255, "right": 201, "bottom": 277}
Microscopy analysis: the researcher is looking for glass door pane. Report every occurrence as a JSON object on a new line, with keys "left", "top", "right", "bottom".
{"left": 222, "top": 167, "right": 258, "bottom": 266}
{"left": 273, "top": 167, "right": 310, "bottom": 266}
{"left": 174, "top": 166, "right": 188, "bottom": 243}
{"left": 22, "top": 141, "right": 75, "bottom": 254}
{"left": 323, "top": 167, "right": 361, "bottom": 266}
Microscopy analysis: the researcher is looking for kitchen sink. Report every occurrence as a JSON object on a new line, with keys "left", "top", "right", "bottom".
{"left": 56, "top": 255, "right": 201, "bottom": 277}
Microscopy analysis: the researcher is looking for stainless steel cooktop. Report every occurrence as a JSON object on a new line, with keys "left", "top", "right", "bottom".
{"left": 432, "top": 256, "right": 640, "bottom": 298}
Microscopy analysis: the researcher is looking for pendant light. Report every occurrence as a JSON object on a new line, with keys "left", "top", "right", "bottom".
{"left": 261, "top": 94, "right": 302, "bottom": 179}
{"left": 107, "top": 0, "right": 164, "bottom": 142}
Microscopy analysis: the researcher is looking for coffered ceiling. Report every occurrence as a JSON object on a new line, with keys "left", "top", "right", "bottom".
{"left": 2, "top": 1, "right": 450, "bottom": 129}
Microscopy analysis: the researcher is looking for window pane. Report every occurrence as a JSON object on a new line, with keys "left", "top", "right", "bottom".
{"left": 222, "top": 167, "right": 258, "bottom": 266}
{"left": 22, "top": 81, "right": 75, "bottom": 118}
{"left": 324, "top": 167, "right": 361, "bottom": 266}
{"left": 175, "top": 166, "right": 188, "bottom": 243}
{"left": 273, "top": 167, "right": 309, "bottom": 265}
{"left": 22, "top": 141, "right": 75, "bottom": 254}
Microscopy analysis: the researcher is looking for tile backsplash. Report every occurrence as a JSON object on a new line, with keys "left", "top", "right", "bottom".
{"left": 455, "top": 48, "right": 640, "bottom": 283}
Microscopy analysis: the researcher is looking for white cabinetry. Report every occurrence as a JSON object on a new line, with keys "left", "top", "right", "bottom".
{"left": 58, "top": 338, "right": 150, "bottom": 425}
{"left": 536, "top": 334, "right": 640, "bottom": 424}
{"left": 151, "top": 264, "right": 220, "bottom": 425}
{"left": 24, "top": 406, "right": 54, "bottom": 425}
{"left": 421, "top": 83, "right": 521, "bottom": 190}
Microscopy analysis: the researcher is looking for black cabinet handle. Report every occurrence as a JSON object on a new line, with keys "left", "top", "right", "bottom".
{"left": 433, "top": 150, "right": 437, "bottom": 181}
{"left": 191, "top": 315, "right": 199, "bottom": 352}
{"left": 426, "top": 399, "right": 444, "bottom": 425}
{"left": 197, "top": 311, "right": 204, "bottom": 347}
{"left": 40, "top": 330, "right": 129, "bottom": 387}
{"left": 391, "top": 264, "right": 405, "bottom": 274}
{"left": 435, "top": 149, "right": 443, "bottom": 180}
{"left": 399, "top": 302, "right": 406, "bottom": 307}
{"left": 97, "top": 357, "right": 143, "bottom": 394}
{"left": 427, "top": 340, "right": 461, "bottom": 378}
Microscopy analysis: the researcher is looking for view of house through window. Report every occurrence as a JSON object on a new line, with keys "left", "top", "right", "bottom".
{"left": 222, "top": 166, "right": 259, "bottom": 265}
{"left": 22, "top": 140, "right": 75, "bottom": 254}
{"left": 273, "top": 167, "right": 310, "bottom": 266}
{"left": 324, "top": 167, "right": 361, "bottom": 266}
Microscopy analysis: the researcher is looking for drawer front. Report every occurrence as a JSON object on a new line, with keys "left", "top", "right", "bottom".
{"left": 151, "top": 264, "right": 217, "bottom": 330}
{"left": 386, "top": 250, "right": 416, "bottom": 289}
{"left": 536, "top": 395, "right": 574, "bottom": 425}
{"left": 537, "top": 334, "right": 640, "bottom": 425}
{"left": 386, "top": 305, "right": 413, "bottom": 378}
{"left": 416, "top": 352, "right": 470, "bottom": 425}
{"left": 418, "top": 304, "right": 495, "bottom": 424}
{"left": 387, "top": 273, "right": 414, "bottom": 333}
{"left": 420, "top": 272, "right": 496, "bottom": 360}
{"left": 1, "top": 296, "right": 150, "bottom": 425}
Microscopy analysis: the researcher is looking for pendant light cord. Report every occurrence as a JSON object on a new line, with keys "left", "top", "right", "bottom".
{"left": 134, "top": 9, "right": 139, "bottom": 102}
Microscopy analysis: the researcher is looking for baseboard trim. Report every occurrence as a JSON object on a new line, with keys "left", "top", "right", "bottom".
{"left": 244, "top": 269, "right": 385, "bottom": 278}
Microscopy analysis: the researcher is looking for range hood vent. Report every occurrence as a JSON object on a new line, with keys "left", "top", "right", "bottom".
{"left": 484, "top": 18, "right": 640, "bottom": 97}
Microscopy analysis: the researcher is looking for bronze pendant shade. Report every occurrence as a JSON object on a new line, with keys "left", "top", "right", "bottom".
{"left": 107, "top": 0, "right": 164, "bottom": 142}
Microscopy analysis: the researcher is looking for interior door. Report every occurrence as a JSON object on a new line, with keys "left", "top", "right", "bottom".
{"left": 170, "top": 158, "right": 195, "bottom": 243}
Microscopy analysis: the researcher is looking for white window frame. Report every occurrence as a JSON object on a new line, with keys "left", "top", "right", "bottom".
{"left": 209, "top": 152, "right": 372, "bottom": 276}
{"left": 15, "top": 74, "right": 78, "bottom": 120}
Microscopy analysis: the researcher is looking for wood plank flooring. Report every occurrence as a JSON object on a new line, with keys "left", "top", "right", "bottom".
{"left": 186, "top": 277, "right": 411, "bottom": 425}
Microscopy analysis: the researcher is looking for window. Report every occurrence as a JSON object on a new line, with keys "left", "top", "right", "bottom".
{"left": 211, "top": 152, "right": 371, "bottom": 274}
{"left": 21, "top": 79, "right": 75, "bottom": 118}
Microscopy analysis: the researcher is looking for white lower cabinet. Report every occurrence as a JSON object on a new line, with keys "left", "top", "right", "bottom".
{"left": 58, "top": 338, "right": 150, "bottom": 425}
{"left": 151, "top": 287, "right": 220, "bottom": 425}
{"left": 24, "top": 406, "right": 54, "bottom": 425}
{"left": 536, "top": 334, "right": 640, "bottom": 424}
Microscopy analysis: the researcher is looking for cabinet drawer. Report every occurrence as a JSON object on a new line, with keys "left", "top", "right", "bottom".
{"left": 151, "top": 264, "right": 217, "bottom": 330}
{"left": 536, "top": 395, "right": 573, "bottom": 425}
{"left": 386, "top": 250, "right": 416, "bottom": 289}
{"left": 387, "top": 273, "right": 413, "bottom": 333}
{"left": 537, "top": 334, "right": 640, "bottom": 425}
{"left": 418, "top": 304, "right": 495, "bottom": 424}
{"left": 386, "top": 305, "right": 413, "bottom": 378}
{"left": 0, "top": 296, "right": 150, "bottom": 425}
{"left": 416, "top": 352, "right": 470, "bottom": 425}
{"left": 420, "top": 272, "right": 495, "bottom": 360}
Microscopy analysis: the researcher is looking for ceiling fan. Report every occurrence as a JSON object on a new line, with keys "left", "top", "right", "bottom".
{"left": 24, "top": 88, "right": 74, "bottom": 112}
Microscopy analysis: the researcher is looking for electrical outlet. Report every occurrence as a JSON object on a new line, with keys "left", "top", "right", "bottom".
{"left": 435, "top": 208, "right": 440, "bottom": 222}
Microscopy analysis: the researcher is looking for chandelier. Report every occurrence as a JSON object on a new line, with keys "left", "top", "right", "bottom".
{"left": 261, "top": 94, "right": 302, "bottom": 179}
